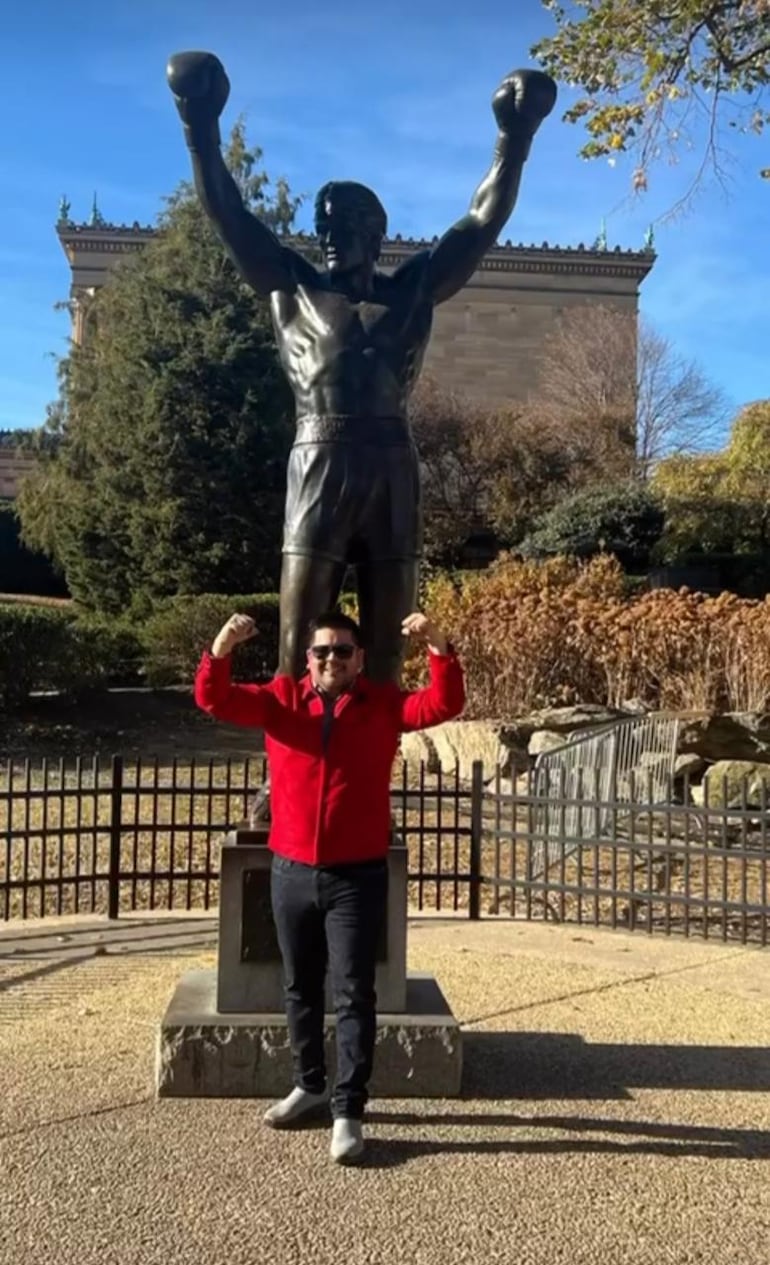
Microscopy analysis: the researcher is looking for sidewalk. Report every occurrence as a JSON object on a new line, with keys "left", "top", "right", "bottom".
{"left": 1, "top": 917, "right": 768, "bottom": 1265}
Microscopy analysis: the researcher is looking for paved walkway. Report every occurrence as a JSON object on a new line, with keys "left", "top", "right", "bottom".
{"left": 0, "top": 917, "right": 768, "bottom": 1265}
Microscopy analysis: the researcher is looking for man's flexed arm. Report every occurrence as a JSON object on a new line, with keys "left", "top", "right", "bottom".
{"left": 424, "top": 70, "right": 557, "bottom": 306}
{"left": 167, "top": 51, "right": 294, "bottom": 296}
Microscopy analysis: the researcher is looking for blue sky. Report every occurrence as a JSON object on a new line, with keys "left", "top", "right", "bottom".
{"left": 1, "top": 0, "right": 767, "bottom": 435}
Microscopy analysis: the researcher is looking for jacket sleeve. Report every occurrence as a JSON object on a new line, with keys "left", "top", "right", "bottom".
{"left": 398, "top": 648, "right": 466, "bottom": 732}
{"left": 194, "top": 650, "right": 286, "bottom": 731}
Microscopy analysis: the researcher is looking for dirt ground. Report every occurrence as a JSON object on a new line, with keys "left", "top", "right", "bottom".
{"left": 0, "top": 687, "right": 264, "bottom": 763}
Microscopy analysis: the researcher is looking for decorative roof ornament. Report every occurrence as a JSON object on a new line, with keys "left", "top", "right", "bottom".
{"left": 593, "top": 217, "right": 608, "bottom": 251}
{"left": 644, "top": 223, "right": 656, "bottom": 252}
{"left": 57, "top": 194, "right": 72, "bottom": 225}
{"left": 89, "top": 192, "right": 107, "bottom": 227}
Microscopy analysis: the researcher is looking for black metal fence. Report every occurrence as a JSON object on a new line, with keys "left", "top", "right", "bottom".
{"left": 1, "top": 755, "right": 768, "bottom": 946}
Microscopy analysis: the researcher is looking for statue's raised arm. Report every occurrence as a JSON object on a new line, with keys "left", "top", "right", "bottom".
{"left": 167, "top": 51, "right": 308, "bottom": 296}
{"left": 423, "top": 70, "right": 557, "bottom": 305}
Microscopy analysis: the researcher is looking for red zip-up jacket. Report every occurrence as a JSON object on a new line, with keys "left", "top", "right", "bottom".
{"left": 194, "top": 648, "right": 465, "bottom": 865}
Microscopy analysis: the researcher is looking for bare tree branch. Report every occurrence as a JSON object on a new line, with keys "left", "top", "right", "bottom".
{"left": 531, "top": 306, "right": 729, "bottom": 480}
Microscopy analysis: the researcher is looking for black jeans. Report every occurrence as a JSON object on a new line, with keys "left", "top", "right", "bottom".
{"left": 270, "top": 853, "right": 388, "bottom": 1120}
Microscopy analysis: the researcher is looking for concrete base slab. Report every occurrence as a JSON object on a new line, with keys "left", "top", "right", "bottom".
{"left": 156, "top": 969, "right": 462, "bottom": 1099}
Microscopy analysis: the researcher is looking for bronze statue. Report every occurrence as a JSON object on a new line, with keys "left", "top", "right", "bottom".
{"left": 167, "top": 51, "right": 556, "bottom": 683}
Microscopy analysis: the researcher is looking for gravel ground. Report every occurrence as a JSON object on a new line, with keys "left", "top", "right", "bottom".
{"left": 1, "top": 918, "right": 768, "bottom": 1265}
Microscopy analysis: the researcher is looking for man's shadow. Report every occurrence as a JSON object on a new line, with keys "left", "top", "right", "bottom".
{"left": 364, "top": 1031, "right": 770, "bottom": 1168}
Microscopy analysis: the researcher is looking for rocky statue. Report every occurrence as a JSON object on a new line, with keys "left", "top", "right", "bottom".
{"left": 167, "top": 51, "right": 557, "bottom": 682}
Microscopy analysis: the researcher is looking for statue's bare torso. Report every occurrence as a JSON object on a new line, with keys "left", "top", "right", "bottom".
{"left": 271, "top": 256, "right": 433, "bottom": 422}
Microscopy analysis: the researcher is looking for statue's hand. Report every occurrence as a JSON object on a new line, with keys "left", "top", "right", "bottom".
{"left": 492, "top": 69, "right": 557, "bottom": 138}
{"left": 166, "top": 51, "right": 230, "bottom": 129}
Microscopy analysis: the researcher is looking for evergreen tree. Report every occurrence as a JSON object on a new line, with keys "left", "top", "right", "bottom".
{"left": 19, "top": 123, "right": 298, "bottom": 615}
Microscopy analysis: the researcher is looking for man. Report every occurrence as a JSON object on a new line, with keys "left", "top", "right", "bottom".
{"left": 194, "top": 608, "right": 464, "bottom": 1164}
{"left": 168, "top": 51, "right": 556, "bottom": 684}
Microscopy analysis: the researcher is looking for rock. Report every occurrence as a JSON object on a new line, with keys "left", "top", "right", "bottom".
{"left": 523, "top": 704, "right": 624, "bottom": 733}
{"left": 404, "top": 707, "right": 770, "bottom": 781}
{"left": 620, "top": 697, "right": 650, "bottom": 715}
{"left": 488, "top": 772, "right": 531, "bottom": 796}
{"left": 528, "top": 730, "right": 568, "bottom": 758}
{"left": 702, "top": 760, "right": 770, "bottom": 808}
{"left": 673, "top": 752, "right": 706, "bottom": 781}
{"left": 399, "top": 731, "right": 440, "bottom": 774}
{"left": 407, "top": 720, "right": 530, "bottom": 779}
{"left": 677, "top": 713, "right": 770, "bottom": 764}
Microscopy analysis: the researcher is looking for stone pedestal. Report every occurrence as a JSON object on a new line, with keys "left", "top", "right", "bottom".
{"left": 156, "top": 969, "right": 462, "bottom": 1098}
{"left": 154, "top": 824, "right": 462, "bottom": 1099}
{"left": 217, "top": 828, "right": 407, "bottom": 1014}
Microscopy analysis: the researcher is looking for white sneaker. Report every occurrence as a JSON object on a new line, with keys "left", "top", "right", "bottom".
{"left": 262, "top": 1087, "right": 330, "bottom": 1129}
{"left": 330, "top": 1117, "right": 365, "bottom": 1164}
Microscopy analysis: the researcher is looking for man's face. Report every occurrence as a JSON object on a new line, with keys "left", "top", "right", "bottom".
{"left": 316, "top": 198, "right": 369, "bottom": 274}
{"left": 306, "top": 626, "right": 365, "bottom": 696}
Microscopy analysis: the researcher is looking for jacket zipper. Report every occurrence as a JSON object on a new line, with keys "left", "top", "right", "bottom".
{"left": 314, "top": 693, "right": 336, "bottom": 864}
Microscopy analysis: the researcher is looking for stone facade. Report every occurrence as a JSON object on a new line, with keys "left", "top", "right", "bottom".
{"left": 0, "top": 436, "right": 36, "bottom": 500}
{"left": 57, "top": 222, "right": 654, "bottom": 406}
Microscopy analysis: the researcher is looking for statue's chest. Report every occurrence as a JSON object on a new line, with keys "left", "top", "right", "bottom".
{"left": 296, "top": 288, "right": 430, "bottom": 350}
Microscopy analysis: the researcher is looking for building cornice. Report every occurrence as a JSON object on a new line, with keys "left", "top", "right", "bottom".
{"left": 57, "top": 221, "right": 656, "bottom": 282}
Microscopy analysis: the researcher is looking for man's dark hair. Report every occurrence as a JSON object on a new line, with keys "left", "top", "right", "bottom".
{"left": 307, "top": 610, "right": 362, "bottom": 646}
{"left": 314, "top": 181, "right": 387, "bottom": 254}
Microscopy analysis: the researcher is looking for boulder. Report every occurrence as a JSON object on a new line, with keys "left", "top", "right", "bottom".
{"left": 528, "top": 730, "right": 568, "bottom": 758}
{"left": 673, "top": 752, "right": 706, "bottom": 781}
{"left": 690, "top": 783, "right": 705, "bottom": 807}
{"left": 523, "top": 704, "right": 624, "bottom": 733}
{"left": 404, "top": 720, "right": 530, "bottom": 779}
{"left": 702, "top": 760, "right": 770, "bottom": 808}
{"left": 399, "top": 730, "right": 440, "bottom": 774}
{"left": 620, "top": 697, "right": 651, "bottom": 715}
{"left": 677, "top": 713, "right": 770, "bottom": 764}
{"left": 402, "top": 708, "right": 770, "bottom": 782}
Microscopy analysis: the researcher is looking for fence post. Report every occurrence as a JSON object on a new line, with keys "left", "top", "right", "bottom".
{"left": 108, "top": 754, "right": 123, "bottom": 920}
{"left": 469, "top": 760, "right": 483, "bottom": 920}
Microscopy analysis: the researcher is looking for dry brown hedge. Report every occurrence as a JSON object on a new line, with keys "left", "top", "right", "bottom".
{"left": 403, "top": 554, "right": 770, "bottom": 717}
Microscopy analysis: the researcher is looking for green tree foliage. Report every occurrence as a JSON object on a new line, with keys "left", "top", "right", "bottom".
{"left": 520, "top": 479, "right": 665, "bottom": 570}
{"left": 725, "top": 398, "right": 770, "bottom": 490}
{"left": 18, "top": 123, "right": 298, "bottom": 615}
{"left": 533, "top": 1, "right": 770, "bottom": 194}
{"left": 653, "top": 400, "right": 770, "bottom": 558}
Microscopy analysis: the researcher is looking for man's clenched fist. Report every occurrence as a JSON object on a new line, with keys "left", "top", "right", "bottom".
{"left": 167, "top": 50, "right": 230, "bottom": 133}
{"left": 401, "top": 612, "right": 448, "bottom": 656}
{"left": 211, "top": 613, "right": 257, "bottom": 659}
{"left": 492, "top": 69, "right": 557, "bottom": 138}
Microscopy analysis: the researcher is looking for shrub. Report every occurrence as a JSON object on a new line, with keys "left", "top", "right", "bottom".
{"left": 0, "top": 603, "right": 143, "bottom": 708}
{"left": 401, "top": 554, "right": 770, "bottom": 717}
{"left": 141, "top": 592, "right": 280, "bottom": 687}
{"left": 520, "top": 480, "right": 665, "bottom": 572}
{"left": 0, "top": 605, "right": 74, "bottom": 707}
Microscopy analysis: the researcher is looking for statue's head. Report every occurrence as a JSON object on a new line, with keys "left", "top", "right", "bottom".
{"left": 314, "top": 181, "right": 387, "bottom": 274}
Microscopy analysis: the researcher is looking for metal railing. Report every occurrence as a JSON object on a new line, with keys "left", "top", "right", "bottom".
{"left": 1, "top": 752, "right": 767, "bottom": 945}
{"left": 531, "top": 715, "right": 681, "bottom": 877}
{"left": 0, "top": 755, "right": 477, "bottom": 922}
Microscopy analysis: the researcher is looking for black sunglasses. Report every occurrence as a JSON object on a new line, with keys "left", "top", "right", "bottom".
{"left": 309, "top": 643, "right": 357, "bottom": 661}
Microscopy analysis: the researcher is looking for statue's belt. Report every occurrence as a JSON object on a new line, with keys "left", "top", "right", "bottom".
{"left": 294, "top": 415, "right": 411, "bottom": 445}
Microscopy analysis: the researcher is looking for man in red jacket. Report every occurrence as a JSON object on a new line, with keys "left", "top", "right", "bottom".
{"left": 195, "top": 608, "right": 464, "bottom": 1164}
